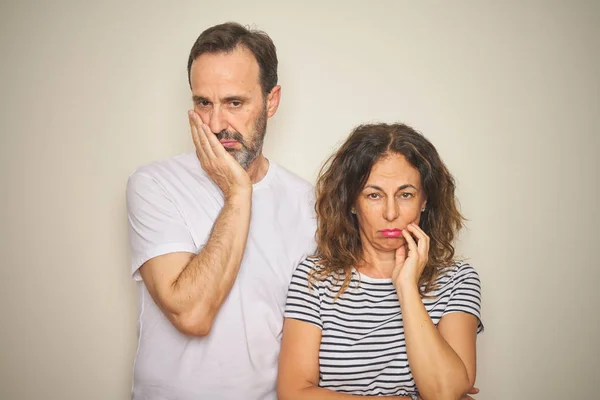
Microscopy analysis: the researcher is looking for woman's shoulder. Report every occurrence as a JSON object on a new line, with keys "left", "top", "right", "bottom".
{"left": 445, "top": 261, "right": 479, "bottom": 278}
{"left": 295, "top": 256, "right": 325, "bottom": 274}
{"left": 293, "top": 256, "right": 349, "bottom": 288}
{"left": 433, "top": 261, "right": 481, "bottom": 289}
{"left": 292, "top": 256, "right": 328, "bottom": 281}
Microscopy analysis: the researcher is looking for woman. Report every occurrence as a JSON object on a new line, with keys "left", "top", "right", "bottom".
{"left": 277, "top": 123, "right": 484, "bottom": 400}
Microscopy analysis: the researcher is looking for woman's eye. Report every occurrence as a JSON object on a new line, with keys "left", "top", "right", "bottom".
{"left": 400, "top": 192, "right": 414, "bottom": 199}
{"left": 367, "top": 193, "right": 380, "bottom": 199}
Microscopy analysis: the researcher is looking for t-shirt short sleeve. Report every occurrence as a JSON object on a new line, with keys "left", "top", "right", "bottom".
{"left": 443, "top": 263, "right": 484, "bottom": 333}
{"left": 126, "top": 171, "right": 197, "bottom": 281}
{"left": 284, "top": 259, "right": 322, "bottom": 330}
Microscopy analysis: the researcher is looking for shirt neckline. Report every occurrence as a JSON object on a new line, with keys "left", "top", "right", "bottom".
{"left": 252, "top": 159, "right": 274, "bottom": 190}
{"left": 353, "top": 267, "right": 394, "bottom": 284}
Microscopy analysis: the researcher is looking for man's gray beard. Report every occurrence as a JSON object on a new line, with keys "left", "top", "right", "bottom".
{"left": 218, "top": 107, "right": 268, "bottom": 170}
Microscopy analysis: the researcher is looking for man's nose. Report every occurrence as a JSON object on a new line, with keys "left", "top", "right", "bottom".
{"left": 207, "top": 106, "right": 227, "bottom": 134}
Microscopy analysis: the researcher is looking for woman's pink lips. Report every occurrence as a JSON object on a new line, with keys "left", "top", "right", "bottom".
{"left": 380, "top": 229, "right": 402, "bottom": 238}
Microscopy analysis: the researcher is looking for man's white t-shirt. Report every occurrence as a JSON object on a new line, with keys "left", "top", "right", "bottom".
{"left": 126, "top": 152, "right": 317, "bottom": 400}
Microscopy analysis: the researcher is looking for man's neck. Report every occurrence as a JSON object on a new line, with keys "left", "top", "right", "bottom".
{"left": 246, "top": 154, "right": 269, "bottom": 184}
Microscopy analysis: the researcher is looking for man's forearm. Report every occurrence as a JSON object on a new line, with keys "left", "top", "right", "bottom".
{"left": 172, "top": 192, "right": 252, "bottom": 333}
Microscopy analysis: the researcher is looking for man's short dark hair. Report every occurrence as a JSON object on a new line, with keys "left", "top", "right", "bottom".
{"left": 187, "top": 22, "right": 278, "bottom": 96}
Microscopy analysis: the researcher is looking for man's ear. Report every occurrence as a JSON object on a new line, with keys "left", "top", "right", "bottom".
{"left": 266, "top": 85, "right": 281, "bottom": 118}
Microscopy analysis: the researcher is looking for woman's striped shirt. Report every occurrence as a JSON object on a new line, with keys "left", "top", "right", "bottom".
{"left": 284, "top": 257, "right": 484, "bottom": 398}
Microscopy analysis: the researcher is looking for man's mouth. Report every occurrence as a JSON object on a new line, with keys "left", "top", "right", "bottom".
{"left": 220, "top": 140, "right": 238, "bottom": 148}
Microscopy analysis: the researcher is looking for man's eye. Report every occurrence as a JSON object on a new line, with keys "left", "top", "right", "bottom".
{"left": 230, "top": 101, "right": 242, "bottom": 107}
{"left": 199, "top": 100, "right": 211, "bottom": 107}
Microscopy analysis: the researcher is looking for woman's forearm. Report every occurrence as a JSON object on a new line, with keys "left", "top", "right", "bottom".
{"left": 281, "top": 386, "right": 410, "bottom": 400}
{"left": 398, "top": 285, "right": 471, "bottom": 400}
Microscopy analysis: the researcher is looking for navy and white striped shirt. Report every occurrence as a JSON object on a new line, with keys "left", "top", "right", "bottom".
{"left": 284, "top": 257, "right": 484, "bottom": 397}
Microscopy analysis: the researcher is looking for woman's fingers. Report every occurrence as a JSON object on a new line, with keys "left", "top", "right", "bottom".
{"left": 467, "top": 386, "right": 479, "bottom": 394}
{"left": 405, "top": 223, "right": 429, "bottom": 261}
{"left": 405, "top": 223, "right": 429, "bottom": 245}
{"left": 394, "top": 244, "right": 407, "bottom": 266}
{"left": 401, "top": 227, "right": 418, "bottom": 256}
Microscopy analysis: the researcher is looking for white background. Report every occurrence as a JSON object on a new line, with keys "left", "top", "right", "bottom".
{"left": 1, "top": 1, "right": 598, "bottom": 399}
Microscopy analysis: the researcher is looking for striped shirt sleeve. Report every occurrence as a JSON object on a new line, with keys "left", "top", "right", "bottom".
{"left": 284, "top": 259, "right": 323, "bottom": 329}
{"left": 443, "top": 263, "right": 484, "bottom": 333}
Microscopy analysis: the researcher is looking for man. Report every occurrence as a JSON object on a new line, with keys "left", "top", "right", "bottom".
{"left": 126, "top": 22, "right": 316, "bottom": 399}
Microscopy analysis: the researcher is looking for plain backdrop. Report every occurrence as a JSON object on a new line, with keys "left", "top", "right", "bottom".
{"left": 1, "top": 1, "right": 599, "bottom": 399}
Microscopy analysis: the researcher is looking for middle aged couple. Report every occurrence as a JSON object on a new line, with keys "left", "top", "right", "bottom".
{"left": 126, "top": 21, "right": 484, "bottom": 400}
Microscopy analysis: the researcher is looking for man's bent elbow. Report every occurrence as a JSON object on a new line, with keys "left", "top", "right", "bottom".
{"left": 172, "top": 310, "right": 213, "bottom": 337}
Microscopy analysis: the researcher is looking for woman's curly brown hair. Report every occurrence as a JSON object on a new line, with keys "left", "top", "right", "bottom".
{"left": 312, "top": 123, "right": 465, "bottom": 297}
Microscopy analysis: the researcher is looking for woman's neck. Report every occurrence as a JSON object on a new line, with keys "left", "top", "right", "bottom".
{"left": 357, "top": 243, "right": 398, "bottom": 279}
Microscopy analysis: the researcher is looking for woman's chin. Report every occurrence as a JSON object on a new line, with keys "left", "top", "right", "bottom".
{"left": 375, "top": 238, "right": 406, "bottom": 252}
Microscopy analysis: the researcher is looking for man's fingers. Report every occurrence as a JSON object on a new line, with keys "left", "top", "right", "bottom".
{"left": 190, "top": 111, "right": 216, "bottom": 159}
{"left": 201, "top": 122, "right": 228, "bottom": 156}
{"left": 188, "top": 111, "right": 208, "bottom": 160}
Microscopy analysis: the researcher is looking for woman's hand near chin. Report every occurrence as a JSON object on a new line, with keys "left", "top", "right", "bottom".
{"left": 392, "top": 223, "right": 430, "bottom": 293}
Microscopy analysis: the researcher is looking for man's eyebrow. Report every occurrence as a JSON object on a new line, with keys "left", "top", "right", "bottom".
{"left": 192, "top": 95, "right": 208, "bottom": 104}
{"left": 192, "top": 95, "right": 250, "bottom": 103}
{"left": 223, "top": 95, "right": 250, "bottom": 102}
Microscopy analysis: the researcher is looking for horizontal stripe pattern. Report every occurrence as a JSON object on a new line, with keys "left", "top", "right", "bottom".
{"left": 284, "top": 257, "right": 483, "bottom": 397}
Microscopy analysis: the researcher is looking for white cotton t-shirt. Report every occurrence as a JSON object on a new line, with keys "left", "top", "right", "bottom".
{"left": 126, "top": 152, "right": 317, "bottom": 400}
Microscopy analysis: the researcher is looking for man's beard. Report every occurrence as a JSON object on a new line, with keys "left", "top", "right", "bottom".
{"left": 216, "top": 106, "right": 267, "bottom": 170}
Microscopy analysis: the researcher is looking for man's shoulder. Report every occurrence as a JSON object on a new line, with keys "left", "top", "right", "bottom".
{"left": 129, "top": 152, "right": 200, "bottom": 181}
{"left": 126, "top": 152, "right": 215, "bottom": 203}
{"left": 270, "top": 161, "right": 314, "bottom": 194}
